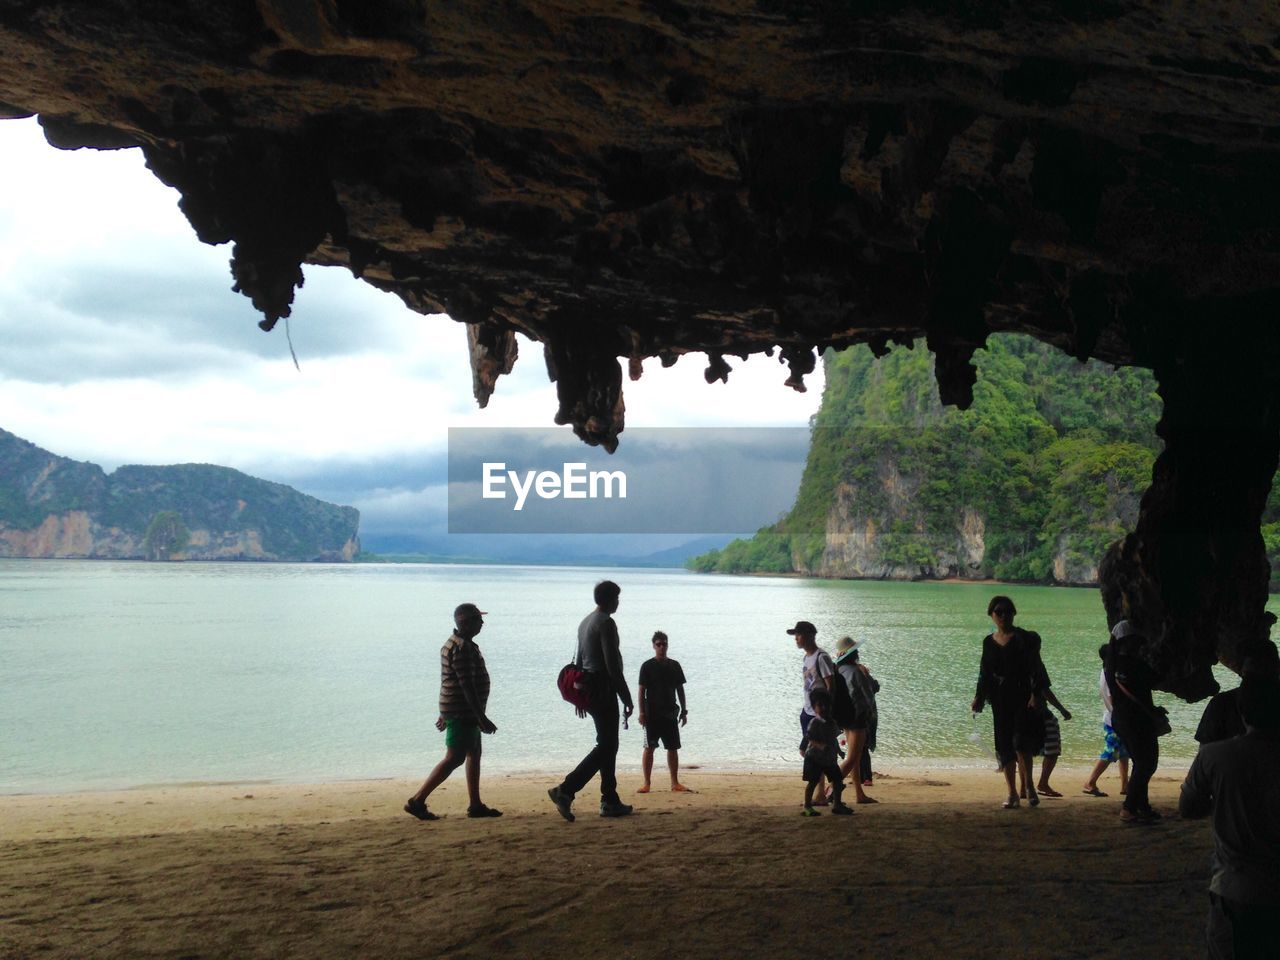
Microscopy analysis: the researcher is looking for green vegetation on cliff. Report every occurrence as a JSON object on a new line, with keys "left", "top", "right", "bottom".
{"left": 0, "top": 429, "right": 359, "bottom": 561}
{"left": 691, "top": 335, "right": 1215, "bottom": 584}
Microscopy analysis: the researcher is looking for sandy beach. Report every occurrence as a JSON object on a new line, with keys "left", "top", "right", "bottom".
{"left": 0, "top": 765, "right": 1212, "bottom": 960}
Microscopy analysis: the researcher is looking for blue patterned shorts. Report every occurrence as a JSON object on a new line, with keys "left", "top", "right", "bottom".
{"left": 1099, "top": 723, "right": 1129, "bottom": 762}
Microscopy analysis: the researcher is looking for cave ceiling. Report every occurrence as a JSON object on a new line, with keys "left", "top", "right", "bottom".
{"left": 2, "top": 1, "right": 1279, "bottom": 449}
{"left": 3, "top": 1, "right": 1280, "bottom": 694}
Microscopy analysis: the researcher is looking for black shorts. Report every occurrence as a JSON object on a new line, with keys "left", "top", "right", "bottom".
{"left": 802, "top": 757, "right": 839, "bottom": 784}
{"left": 645, "top": 715, "right": 681, "bottom": 750}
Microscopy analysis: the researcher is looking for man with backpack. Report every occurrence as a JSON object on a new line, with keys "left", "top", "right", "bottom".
{"left": 549, "top": 580, "right": 634, "bottom": 822}
{"left": 790, "top": 619, "right": 836, "bottom": 804}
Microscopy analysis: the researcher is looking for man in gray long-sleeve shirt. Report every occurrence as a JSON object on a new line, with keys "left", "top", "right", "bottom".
{"left": 549, "top": 580, "right": 634, "bottom": 821}
{"left": 1179, "top": 670, "right": 1280, "bottom": 959}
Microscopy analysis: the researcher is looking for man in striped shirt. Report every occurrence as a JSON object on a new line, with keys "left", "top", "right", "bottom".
{"left": 404, "top": 602, "right": 501, "bottom": 821}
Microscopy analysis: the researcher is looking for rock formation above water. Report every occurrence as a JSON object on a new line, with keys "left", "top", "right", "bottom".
{"left": 0, "top": 429, "right": 360, "bottom": 561}
{"left": 2, "top": 3, "right": 1278, "bottom": 696}
{"left": 694, "top": 336, "right": 1179, "bottom": 587}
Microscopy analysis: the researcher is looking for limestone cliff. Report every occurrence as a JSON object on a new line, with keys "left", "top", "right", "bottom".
{"left": 692, "top": 335, "right": 1173, "bottom": 586}
{"left": 0, "top": 429, "right": 359, "bottom": 561}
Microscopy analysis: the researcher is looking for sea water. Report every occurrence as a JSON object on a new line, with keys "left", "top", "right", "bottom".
{"left": 0, "top": 559, "right": 1255, "bottom": 793}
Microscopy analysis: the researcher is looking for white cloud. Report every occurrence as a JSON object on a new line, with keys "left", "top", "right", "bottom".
{"left": 0, "top": 116, "right": 823, "bottom": 542}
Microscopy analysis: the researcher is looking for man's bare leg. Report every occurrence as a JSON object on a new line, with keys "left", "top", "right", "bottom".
{"left": 638, "top": 745, "right": 654, "bottom": 792}
{"left": 412, "top": 747, "right": 466, "bottom": 804}
{"left": 668, "top": 749, "right": 691, "bottom": 791}
{"left": 465, "top": 745, "right": 482, "bottom": 807}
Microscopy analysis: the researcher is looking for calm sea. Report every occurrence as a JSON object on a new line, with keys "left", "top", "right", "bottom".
{"left": 0, "top": 560, "right": 1258, "bottom": 793}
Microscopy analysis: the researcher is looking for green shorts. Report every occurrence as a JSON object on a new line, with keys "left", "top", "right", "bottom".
{"left": 444, "top": 717, "right": 481, "bottom": 750}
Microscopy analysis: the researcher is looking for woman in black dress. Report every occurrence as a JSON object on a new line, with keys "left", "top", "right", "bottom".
{"left": 971, "top": 595, "right": 1045, "bottom": 808}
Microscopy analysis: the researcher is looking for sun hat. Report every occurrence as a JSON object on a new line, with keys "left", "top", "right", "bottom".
{"left": 835, "top": 635, "right": 864, "bottom": 663}
{"left": 785, "top": 620, "right": 817, "bottom": 636}
{"left": 835, "top": 635, "right": 863, "bottom": 655}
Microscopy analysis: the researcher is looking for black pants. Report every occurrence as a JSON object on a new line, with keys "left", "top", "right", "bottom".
{"left": 1111, "top": 707, "right": 1158, "bottom": 813}
{"left": 1207, "top": 893, "right": 1277, "bottom": 960}
{"left": 561, "top": 696, "right": 620, "bottom": 805}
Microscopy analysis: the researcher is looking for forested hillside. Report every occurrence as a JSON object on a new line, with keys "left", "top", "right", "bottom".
{"left": 0, "top": 429, "right": 360, "bottom": 561}
{"left": 692, "top": 335, "right": 1280, "bottom": 586}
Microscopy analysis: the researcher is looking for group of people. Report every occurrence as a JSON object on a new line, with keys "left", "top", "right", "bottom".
{"left": 402, "top": 580, "right": 1280, "bottom": 957}
{"left": 546, "top": 580, "right": 693, "bottom": 821}
{"left": 789, "top": 619, "right": 880, "bottom": 815}
{"left": 405, "top": 581, "right": 696, "bottom": 823}
{"left": 969, "top": 592, "right": 1280, "bottom": 959}
{"left": 404, "top": 580, "right": 883, "bottom": 822}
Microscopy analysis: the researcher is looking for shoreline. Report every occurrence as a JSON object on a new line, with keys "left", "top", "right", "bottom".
{"left": 0, "top": 764, "right": 1194, "bottom": 842}
{"left": 0, "top": 756, "right": 1195, "bottom": 800}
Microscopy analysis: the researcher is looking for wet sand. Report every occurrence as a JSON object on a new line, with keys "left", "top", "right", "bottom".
{"left": 1, "top": 767, "right": 1209, "bottom": 960}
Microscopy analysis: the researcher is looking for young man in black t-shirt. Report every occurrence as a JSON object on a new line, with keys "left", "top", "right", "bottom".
{"left": 637, "top": 631, "right": 692, "bottom": 793}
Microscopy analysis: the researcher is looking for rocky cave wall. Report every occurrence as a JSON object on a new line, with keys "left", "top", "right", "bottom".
{"left": 2, "top": 1, "right": 1279, "bottom": 696}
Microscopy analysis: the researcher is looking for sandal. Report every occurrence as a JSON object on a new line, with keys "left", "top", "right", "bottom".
{"left": 1002, "top": 796, "right": 1020, "bottom": 809}
{"left": 636, "top": 785, "right": 651, "bottom": 794}
{"left": 800, "top": 807, "right": 820, "bottom": 817}
{"left": 1027, "top": 787, "right": 1040, "bottom": 807}
{"left": 467, "top": 803, "right": 503, "bottom": 818}
{"left": 1038, "top": 786, "right": 1063, "bottom": 798}
{"left": 1082, "top": 786, "right": 1108, "bottom": 797}
{"left": 404, "top": 797, "right": 438, "bottom": 821}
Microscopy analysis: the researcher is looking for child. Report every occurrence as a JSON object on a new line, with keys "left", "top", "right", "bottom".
{"left": 1083, "top": 644, "right": 1130, "bottom": 797}
{"left": 802, "top": 688, "right": 853, "bottom": 816}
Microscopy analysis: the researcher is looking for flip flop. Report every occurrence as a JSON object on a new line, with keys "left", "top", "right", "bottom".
{"left": 1002, "top": 797, "right": 1020, "bottom": 809}
{"left": 671, "top": 783, "right": 695, "bottom": 793}
{"left": 636, "top": 785, "right": 651, "bottom": 794}
{"left": 1038, "top": 787, "right": 1063, "bottom": 798}
{"left": 1082, "top": 786, "right": 1108, "bottom": 797}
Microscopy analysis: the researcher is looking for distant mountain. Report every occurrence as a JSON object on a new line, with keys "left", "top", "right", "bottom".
{"left": 0, "top": 429, "right": 360, "bottom": 561}
{"left": 360, "top": 533, "right": 738, "bottom": 568}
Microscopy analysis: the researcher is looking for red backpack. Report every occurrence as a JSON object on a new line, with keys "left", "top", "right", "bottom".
{"left": 557, "top": 660, "right": 593, "bottom": 712}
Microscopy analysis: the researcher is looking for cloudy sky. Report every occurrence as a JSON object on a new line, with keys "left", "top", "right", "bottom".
{"left": 0, "top": 117, "right": 823, "bottom": 551}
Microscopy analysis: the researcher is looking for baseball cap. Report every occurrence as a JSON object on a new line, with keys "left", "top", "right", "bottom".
{"left": 786, "top": 620, "right": 817, "bottom": 636}
{"left": 454, "top": 603, "right": 488, "bottom": 620}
